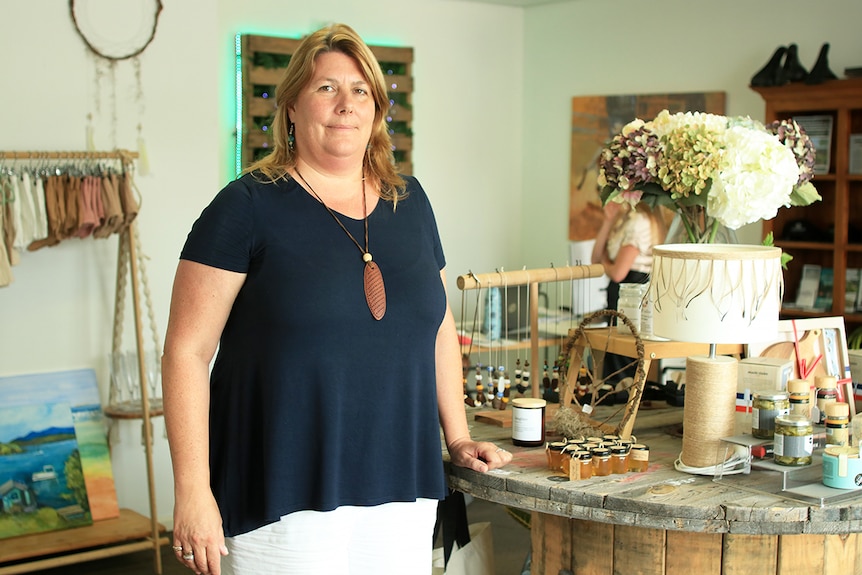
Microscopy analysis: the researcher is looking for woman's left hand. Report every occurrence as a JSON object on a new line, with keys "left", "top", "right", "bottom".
{"left": 447, "top": 437, "right": 513, "bottom": 472}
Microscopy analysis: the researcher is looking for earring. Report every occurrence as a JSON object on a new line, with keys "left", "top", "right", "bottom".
{"left": 288, "top": 123, "right": 295, "bottom": 151}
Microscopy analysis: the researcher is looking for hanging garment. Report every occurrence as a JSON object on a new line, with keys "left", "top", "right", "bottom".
{"left": 0, "top": 181, "right": 13, "bottom": 286}
{"left": 31, "top": 172, "right": 49, "bottom": 240}
{"left": 94, "top": 173, "right": 122, "bottom": 238}
{"left": 17, "top": 171, "right": 38, "bottom": 247}
{"left": 3, "top": 178, "right": 19, "bottom": 266}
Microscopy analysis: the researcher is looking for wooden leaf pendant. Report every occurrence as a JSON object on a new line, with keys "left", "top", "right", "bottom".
{"left": 364, "top": 261, "right": 386, "bottom": 320}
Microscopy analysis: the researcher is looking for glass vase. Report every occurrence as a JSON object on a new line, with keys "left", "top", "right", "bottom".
{"left": 665, "top": 206, "right": 738, "bottom": 244}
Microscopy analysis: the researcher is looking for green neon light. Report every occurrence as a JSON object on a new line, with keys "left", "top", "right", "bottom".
{"left": 235, "top": 34, "right": 243, "bottom": 178}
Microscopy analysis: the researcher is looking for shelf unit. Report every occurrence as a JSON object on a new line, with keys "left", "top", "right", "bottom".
{"left": 753, "top": 78, "right": 862, "bottom": 336}
{"left": 237, "top": 33, "right": 414, "bottom": 175}
{"left": 0, "top": 150, "right": 167, "bottom": 575}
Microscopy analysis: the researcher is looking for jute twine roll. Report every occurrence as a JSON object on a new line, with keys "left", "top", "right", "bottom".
{"left": 680, "top": 355, "right": 738, "bottom": 469}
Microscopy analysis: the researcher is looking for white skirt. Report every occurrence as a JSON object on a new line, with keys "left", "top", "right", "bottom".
{"left": 222, "top": 499, "right": 438, "bottom": 575}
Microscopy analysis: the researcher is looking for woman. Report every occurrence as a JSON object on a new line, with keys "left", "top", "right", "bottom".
{"left": 591, "top": 200, "right": 666, "bottom": 382}
{"left": 161, "top": 23, "right": 511, "bottom": 575}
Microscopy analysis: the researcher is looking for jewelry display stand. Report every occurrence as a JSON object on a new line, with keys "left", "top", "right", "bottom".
{"left": 0, "top": 150, "right": 167, "bottom": 575}
{"left": 457, "top": 264, "right": 605, "bottom": 395}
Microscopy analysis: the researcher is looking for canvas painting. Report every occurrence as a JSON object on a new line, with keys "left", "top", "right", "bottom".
{"left": 569, "top": 92, "right": 726, "bottom": 241}
{"left": 0, "top": 369, "right": 119, "bottom": 522}
{"left": 0, "top": 402, "right": 93, "bottom": 539}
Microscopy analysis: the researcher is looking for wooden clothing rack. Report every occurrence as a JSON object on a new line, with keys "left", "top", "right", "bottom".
{"left": 0, "top": 149, "right": 167, "bottom": 575}
{"left": 457, "top": 264, "right": 605, "bottom": 398}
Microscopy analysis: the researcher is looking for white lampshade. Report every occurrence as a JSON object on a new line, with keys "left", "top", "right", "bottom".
{"left": 649, "top": 244, "right": 783, "bottom": 344}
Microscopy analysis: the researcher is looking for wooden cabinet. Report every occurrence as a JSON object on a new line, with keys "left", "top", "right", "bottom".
{"left": 753, "top": 78, "right": 862, "bottom": 333}
{"left": 237, "top": 34, "right": 414, "bottom": 175}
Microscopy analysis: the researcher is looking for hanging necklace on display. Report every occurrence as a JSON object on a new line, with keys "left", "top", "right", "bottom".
{"left": 295, "top": 169, "right": 386, "bottom": 320}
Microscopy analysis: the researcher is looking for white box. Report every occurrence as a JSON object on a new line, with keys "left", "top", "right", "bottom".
{"left": 736, "top": 357, "right": 794, "bottom": 434}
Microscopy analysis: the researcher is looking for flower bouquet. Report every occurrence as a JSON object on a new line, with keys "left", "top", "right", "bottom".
{"left": 597, "top": 110, "right": 821, "bottom": 245}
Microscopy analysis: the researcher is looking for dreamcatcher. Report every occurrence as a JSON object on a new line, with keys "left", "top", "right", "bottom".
{"left": 555, "top": 309, "right": 647, "bottom": 439}
{"left": 69, "top": 0, "right": 163, "bottom": 174}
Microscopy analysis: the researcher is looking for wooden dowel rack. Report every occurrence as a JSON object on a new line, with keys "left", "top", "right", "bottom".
{"left": 0, "top": 147, "right": 163, "bottom": 575}
{"left": 457, "top": 264, "right": 605, "bottom": 398}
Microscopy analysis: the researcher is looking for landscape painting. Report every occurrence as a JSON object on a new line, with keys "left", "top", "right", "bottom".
{"left": 0, "top": 402, "right": 93, "bottom": 539}
{"left": 0, "top": 369, "right": 119, "bottom": 522}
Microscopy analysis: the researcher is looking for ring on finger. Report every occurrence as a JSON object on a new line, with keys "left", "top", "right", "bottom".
{"left": 172, "top": 545, "right": 183, "bottom": 552}
{"left": 182, "top": 552, "right": 194, "bottom": 561}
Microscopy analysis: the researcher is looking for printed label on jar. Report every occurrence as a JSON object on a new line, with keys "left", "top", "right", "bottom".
{"left": 512, "top": 407, "right": 543, "bottom": 441}
{"left": 774, "top": 433, "right": 814, "bottom": 457}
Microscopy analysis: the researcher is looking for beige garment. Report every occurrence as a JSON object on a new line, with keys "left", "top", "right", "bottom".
{"left": 28, "top": 174, "right": 62, "bottom": 251}
{"left": 116, "top": 170, "right": 139, "bottom": 231}
{"left": 0, "top": 178, "right": 15, "bottom": 286}
{"left": 3, "top": 180, "right": 19, "bottom": 266}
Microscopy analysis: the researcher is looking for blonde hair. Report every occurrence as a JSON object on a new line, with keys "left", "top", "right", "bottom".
{"left": 244, "top": 23, "right": 406, "bottom": 205}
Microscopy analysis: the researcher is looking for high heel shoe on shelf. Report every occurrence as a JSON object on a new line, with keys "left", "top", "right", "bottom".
{"left": 751, "top": 46, "right": 787, "bottom": 87}
{"left": 782, "top": 43, "right": 808, "bottom": 83}
{"left": 806, "top": 42, "right": 838, "bottom": 85}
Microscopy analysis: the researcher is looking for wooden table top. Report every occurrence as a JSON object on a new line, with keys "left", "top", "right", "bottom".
{"left": 445, "top": 403, "right": 862, "bottom": 535}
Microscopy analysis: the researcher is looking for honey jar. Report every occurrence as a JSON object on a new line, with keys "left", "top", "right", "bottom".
{"left": 628, "top": 443, "right": 650, "bottom": 472}
{"left": 610, "top": 444, "right": 630, "bottom": 474}
{"left": 591, "top": 447, "right": 611, "bottom": 477}
{"left": 545, "top": 441, "right": 567, "bottom": 471}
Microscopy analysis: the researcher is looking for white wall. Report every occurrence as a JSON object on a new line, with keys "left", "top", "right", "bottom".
{"left": 520, "top": 0, "right": 862, "bottom": 268}
{"left": 0, "top": 0, "right": 522, "bottom": 527}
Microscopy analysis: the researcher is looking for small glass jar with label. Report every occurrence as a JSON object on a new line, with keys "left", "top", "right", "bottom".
{"left": 825, "top": 402, "right": 850, "bottom": 447}
{"left": 751, "top": 391, "right": 790, "bottom": 439}
{"left": 610, "top": 444, "right": 630, "bottom": 474}
{"left": 787, "top": 378, "right": 811, "bottom": 418}
{"left": 628, "top": 443, "right": 650, "bottom": 472}
{"left": 774, "top": 414, "right": 814, "bottom": 466}
{"left": 591, "top": 446, "right": 612, "bottom": 476}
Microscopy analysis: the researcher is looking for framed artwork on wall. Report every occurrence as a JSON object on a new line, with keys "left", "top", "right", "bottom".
{"left": 568, "top": 91, "right": 726, "bottom": 241}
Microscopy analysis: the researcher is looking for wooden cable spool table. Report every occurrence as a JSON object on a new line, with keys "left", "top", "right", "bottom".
{"left": 449, "top": 331, "right": 862, "bottom": 575}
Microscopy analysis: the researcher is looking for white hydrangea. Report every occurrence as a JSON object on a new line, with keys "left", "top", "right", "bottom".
{"left": 707, "top": 126, "right": 799, "bottom": 229}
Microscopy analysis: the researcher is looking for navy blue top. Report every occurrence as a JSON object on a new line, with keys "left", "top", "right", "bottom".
{"left": 180, "top": 173, "right": 450, "bottom": 537}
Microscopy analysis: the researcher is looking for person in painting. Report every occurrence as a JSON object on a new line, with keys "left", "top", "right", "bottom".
{"left": 591, "top": 200, "right": 667, "bottom": 383}
{"left": 161, "top": 23, "right": 512, "bottom": 575}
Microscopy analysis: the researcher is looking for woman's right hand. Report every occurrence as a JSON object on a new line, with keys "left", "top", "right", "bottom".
{"left": 171, "top": 489, "right": 229, "bottom": 575}
{"left": 603, "top": 200, "right": 622, "bottom": 219}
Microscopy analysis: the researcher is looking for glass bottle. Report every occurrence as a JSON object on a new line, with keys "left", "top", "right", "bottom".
{"left": 825, "top": 402, "right": 850, "bottom": 447}
{"left": 617, "top": 283, "right": 646, "bottom": 334}
{"left": 787, "top": 378, "right": 811, "bottom": 418}
{"left": 814, "top": 375, "right": 838, "bottom": 425}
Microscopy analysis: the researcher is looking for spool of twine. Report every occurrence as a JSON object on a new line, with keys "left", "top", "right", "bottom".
{"left": 680, "top": 355, "right": 738, "bottom": 469}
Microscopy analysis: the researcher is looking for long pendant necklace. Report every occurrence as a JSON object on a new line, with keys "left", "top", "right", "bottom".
{"left": 295, "top": 169, "right": 386, "bottom": 320}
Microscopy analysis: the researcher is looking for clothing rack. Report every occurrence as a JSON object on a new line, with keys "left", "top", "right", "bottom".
{"left": 0, "top": 149, "right": 166, "bottom": 575}
{"left": 457, "top": 264, "right": 605, "bottom": 398}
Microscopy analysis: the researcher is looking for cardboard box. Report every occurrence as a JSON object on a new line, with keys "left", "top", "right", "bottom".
{"left": 735, "top": 357, "right": 794, "bottom": 434}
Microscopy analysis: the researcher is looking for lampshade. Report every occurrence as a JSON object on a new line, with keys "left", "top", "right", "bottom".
{"left": 649, "top": 243, "right": 783, "bottom": 344}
